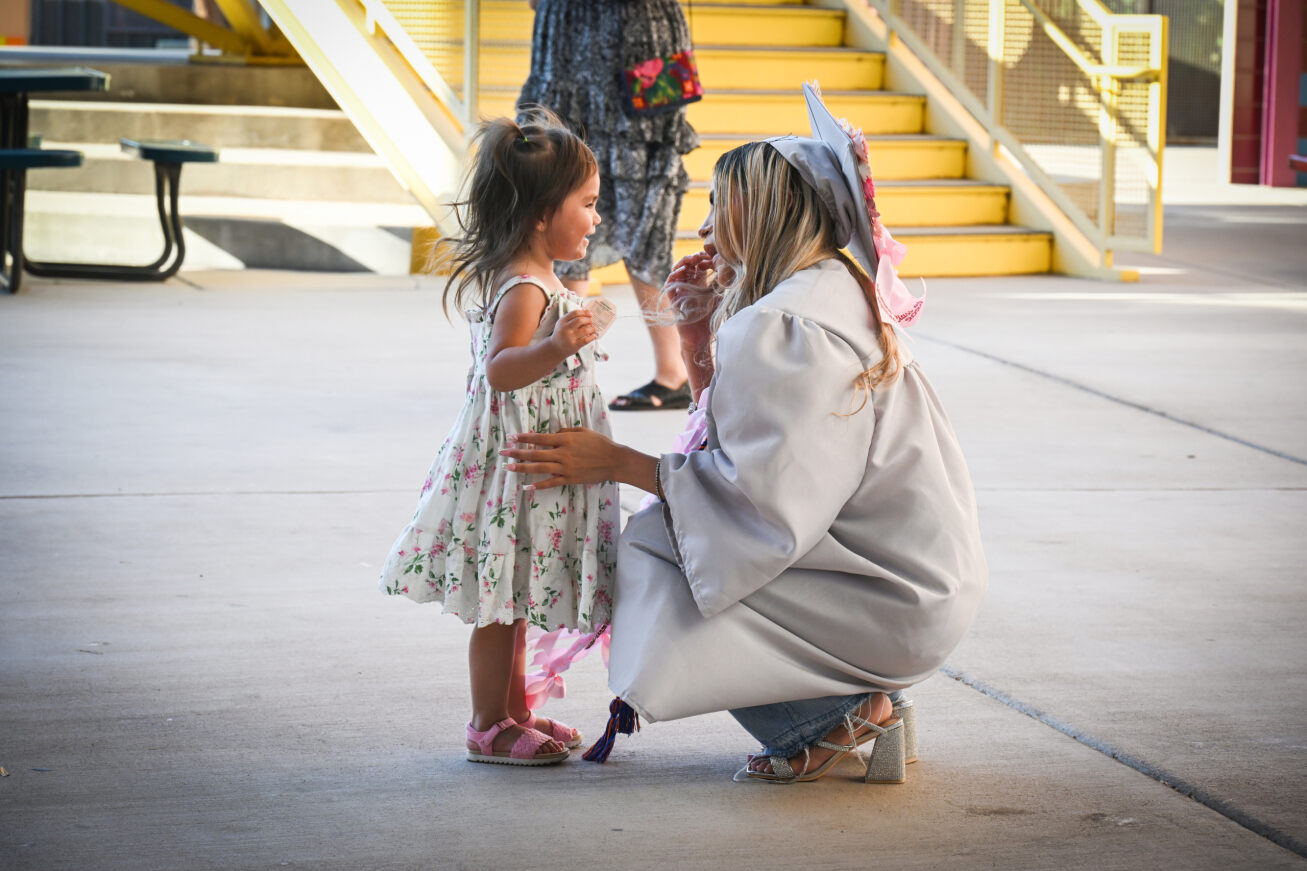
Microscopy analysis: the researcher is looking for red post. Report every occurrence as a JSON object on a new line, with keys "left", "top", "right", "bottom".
{"left": 1260, "top": 0, "right": 1304, "bottom": 185}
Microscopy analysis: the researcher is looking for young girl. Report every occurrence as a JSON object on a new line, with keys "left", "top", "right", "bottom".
{"left": 379, "top": 114, "right": 618, "bottom": 767}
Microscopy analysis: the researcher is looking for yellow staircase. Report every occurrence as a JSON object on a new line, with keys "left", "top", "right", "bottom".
{"left": 469, "top": 0, "right": 1052, "bottom": 279}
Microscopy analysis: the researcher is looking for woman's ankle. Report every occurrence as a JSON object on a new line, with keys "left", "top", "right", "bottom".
{"left": 865, "top": 692, "right": 893, "bottom": 726}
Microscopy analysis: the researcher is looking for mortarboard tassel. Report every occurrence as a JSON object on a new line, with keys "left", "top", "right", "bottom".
{"left": 582, "top": 697, "right": 640, "bottom": 763}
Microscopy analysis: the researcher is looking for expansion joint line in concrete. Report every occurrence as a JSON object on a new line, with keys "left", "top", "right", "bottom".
{"left": 915, "top": 334, "right": 1307, "bottom": 468}
{"left": 940, "top": 665, "right": 1307, "bottom": 860}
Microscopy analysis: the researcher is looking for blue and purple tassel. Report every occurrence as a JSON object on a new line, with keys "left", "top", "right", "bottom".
{"left": 582, "top": 697, "right": 640, "bottom": 762}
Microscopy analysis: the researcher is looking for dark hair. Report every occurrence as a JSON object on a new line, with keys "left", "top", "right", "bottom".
{"left": 436, "top": 109, "right": 597, "bottom": 318}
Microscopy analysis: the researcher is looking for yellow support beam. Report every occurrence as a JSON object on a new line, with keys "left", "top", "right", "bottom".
{"left": 212, "top": 0, "right": 296, "bottom": 57}
{"left": 110, "top": 0, "right": 249, "bottom": 55}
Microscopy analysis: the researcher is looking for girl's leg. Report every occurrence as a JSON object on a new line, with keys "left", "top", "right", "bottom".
{"left": 468, "top": 620, "right": 564, "bottom": 755}
{"left": 506, "top": 619, "right": 530, "bottom": 721}
{"left": 506, "top": 621, "right": 579, "bottom": 741}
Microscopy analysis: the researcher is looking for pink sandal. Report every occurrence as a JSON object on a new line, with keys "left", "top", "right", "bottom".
{"left": 466, "top": 718, "right": 569, "bottom": 766}
{"left": 517, "top": 711, "right": 583, "bottom": 749}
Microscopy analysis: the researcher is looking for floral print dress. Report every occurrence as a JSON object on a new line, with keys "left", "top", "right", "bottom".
{"left": 379, "top": 275, "right": 617, "bottom": 632}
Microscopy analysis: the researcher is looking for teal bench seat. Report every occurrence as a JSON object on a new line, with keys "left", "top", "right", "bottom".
{"left": 23, "top": 137, "right": 220, "bottom": 284}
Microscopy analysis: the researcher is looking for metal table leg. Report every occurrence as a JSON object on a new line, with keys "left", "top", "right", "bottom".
{"left": 25, "top": 160, "right": 189, "bottom": 282}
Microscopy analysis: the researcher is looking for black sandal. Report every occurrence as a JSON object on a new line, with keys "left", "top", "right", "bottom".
{"left": 608, "top": 379, "right": 692, "bottom": 411}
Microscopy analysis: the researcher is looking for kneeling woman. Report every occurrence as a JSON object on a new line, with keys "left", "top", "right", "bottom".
{"left": 504, "top": 85, "right": 987, "bottom": 783}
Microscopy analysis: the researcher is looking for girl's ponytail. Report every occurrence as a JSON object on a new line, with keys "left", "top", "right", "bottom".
{"left": 436, "top": 110, "right": 597, "bottom": 319}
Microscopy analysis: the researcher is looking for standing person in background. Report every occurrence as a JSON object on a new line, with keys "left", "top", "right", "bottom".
{"left": 520, "top": 0, "right": 698, "bottom": 410}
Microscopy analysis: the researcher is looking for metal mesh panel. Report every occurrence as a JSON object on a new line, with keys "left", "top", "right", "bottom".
{"left": 1034, "top": 0, "right": 1103, "bottom": 57}
{"left": 894, "top": 0, "right": 990, "bottom": 105}
{"left": 960, "top": 2, "right": 991, "bottom": 99}
{"left": 878, "top": 0, "right": 1164, "bottom": 250}
{"left": 1019, "top": 2, "right": 1160, "bottom": 242}
{"left": 1100, "top": 0, "right": 1221, "bottom": 141}
{"left": 895, "top": 0, "right": 960, "bottom": 60}
{"left": 1000, "top": 0, "right": 1102, "bottom": 224}
{"left": 383, "top": 0, "right": 469, "bottom": 100}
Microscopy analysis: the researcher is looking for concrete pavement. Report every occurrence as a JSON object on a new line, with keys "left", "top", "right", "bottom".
{"left": 1, "top": 172, "right": 1305, "bottom": 869}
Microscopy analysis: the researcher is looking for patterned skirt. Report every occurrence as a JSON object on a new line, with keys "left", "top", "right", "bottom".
{"left": 519, "top": 0, "right": 699, "bottom": 285}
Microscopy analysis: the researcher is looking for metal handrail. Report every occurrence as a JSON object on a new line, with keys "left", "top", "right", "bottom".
{"left": 357, "top": 0, "right": 480, "bottom": 134}
{"left": 864, "top": 0, "right": 1167, "bottom": 262}
{"left": 1018, "top": 0, "right": 1156, "bottom": 82}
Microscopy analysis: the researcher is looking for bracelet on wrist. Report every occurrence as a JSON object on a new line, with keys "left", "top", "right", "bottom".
{"left": 654, "top": 457, "right": 666, "bottom": 502}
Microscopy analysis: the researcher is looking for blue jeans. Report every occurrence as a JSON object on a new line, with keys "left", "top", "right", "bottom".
{"left": 729, "top": 690, "right": 903, "bottom": 757}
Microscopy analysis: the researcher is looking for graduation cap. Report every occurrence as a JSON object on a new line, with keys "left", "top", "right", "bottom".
{"left": 766, "top": 82, "right": 924, "bottom": 328}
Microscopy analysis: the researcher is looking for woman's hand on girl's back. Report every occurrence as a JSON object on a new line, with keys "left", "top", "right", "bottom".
{"left": 550, "top": 309, "right": 597, "bottom": 356}
{"left": 502, "top": 427, "right": 624, "bottom": 490}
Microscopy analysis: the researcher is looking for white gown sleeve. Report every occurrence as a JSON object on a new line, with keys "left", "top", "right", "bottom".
{"left": 660, "top": 304, "right": 879, "bottom": 618}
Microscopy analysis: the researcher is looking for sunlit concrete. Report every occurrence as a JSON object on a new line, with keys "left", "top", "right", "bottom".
{"left": 1, "top": 195, "right": 1304, "bottom": 868}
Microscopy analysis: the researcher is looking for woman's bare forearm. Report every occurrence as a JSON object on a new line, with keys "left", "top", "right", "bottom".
{"left": 681, "top": 341, "right": 714, "bottom": 400}
{"left": 615, "top": 445, "right": 660, "bottom": 495}
{"left": 502, "top": 429, "right": 663, "bottom": 495}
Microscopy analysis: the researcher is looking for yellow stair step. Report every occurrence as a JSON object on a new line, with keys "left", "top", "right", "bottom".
{"left": 480, "top": 86, "right": 914, "bottom": 134}
{"left": 871, "top": 180, "right": 1011, "bottom": 227}
{"left": 686, "top": 0, "right": 808, "bottom": 5}
{"left": 891, "top": 226, "right": 1052, "bottom": 276}
{"left": 593, "top": 227, "right": 1050, "bottom": 278}
{"left": 686, "top": 133, "right": 966, "bottom": 179}
{"left": 683, "top": 0, "right": 806, "bottom": 5}
{"left": 460, "top": 44, "right": 885, "bottom": 90}
{"left": 587, "top": 226, "right": 1050, "bottom": 280}
{"left": 460, "top": 3, "right": 846, "bottom": 47}
{"left": 688, "top": 87, "right": 915, "bottom": 132}
{"left": 417, "top": 226, "right": 1050, "bottom": 279}
{"left": 678, "top": 179, "right": 1010, "bottom": 229}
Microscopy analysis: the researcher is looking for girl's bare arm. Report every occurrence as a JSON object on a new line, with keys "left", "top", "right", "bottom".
{"left": 485, "top": 285, "right": 596, "bottom": 392}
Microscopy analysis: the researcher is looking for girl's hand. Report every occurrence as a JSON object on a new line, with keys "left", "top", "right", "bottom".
{"left": 550, "top": 309, "right": 597, "bottom": 356}
{"left": 502, "top": 427, "right": 621, "bottom": 490}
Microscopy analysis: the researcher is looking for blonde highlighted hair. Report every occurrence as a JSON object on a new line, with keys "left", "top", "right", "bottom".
{"left": 436, "top": 109, "right": 597, "bottom": 318}
{"left": 711, "top": 142, "right": 903, "bottom": 409}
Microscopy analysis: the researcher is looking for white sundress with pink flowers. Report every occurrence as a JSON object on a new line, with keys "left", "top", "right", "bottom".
{"left": 379, "top": 274, "right": 617, "bottom": 632}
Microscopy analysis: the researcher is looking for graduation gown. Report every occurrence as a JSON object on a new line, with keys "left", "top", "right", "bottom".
{"left": 607, "top": 259, "right": 988, "bottom": 722}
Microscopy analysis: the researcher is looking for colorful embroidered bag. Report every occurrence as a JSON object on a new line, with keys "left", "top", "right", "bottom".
{"left": 619, "top": 49, "right": 704, "bottom": 117}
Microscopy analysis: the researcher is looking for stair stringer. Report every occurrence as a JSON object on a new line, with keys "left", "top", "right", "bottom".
{"left": 260, "top": 0, "right": 465, "bottom": 235}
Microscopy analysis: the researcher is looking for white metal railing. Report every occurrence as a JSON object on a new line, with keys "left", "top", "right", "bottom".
{"left": 865, "top": 0, "right": 1167, "bottom": 260}
{"left": 359, "top": 0, "right": 481, "bottom": 136}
